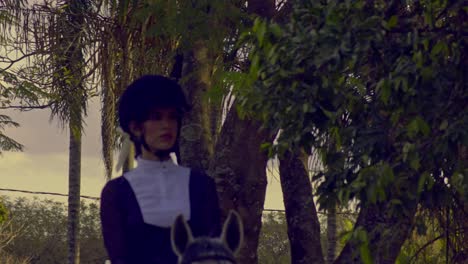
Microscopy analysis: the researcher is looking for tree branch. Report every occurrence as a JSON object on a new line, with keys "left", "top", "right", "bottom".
{"left": 0, "top": 101, "right": 54, "bottom": 110}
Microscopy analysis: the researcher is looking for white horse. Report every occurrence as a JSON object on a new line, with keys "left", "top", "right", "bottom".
{"left": 171, "top": 210, "right": 243, "bottom": 264}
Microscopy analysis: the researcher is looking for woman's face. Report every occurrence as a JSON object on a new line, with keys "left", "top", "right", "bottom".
{"left": 130, "top": 107, "right": 179, "bottom": 160}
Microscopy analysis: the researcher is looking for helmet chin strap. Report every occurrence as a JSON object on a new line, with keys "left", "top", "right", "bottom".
{"left": 140, "top": 134, "right": 172, "bottom": 161}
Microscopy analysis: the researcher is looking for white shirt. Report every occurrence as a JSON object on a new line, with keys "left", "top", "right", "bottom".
{"left": 124, "top": 158, "right": 191, "bottom": 227}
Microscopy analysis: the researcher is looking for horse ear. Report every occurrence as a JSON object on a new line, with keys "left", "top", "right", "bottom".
{"left": 171, "top": 214, "right": 194, "bottom": 257}
{"left": 221, "top": 210, "right": 243, "bottom": 255}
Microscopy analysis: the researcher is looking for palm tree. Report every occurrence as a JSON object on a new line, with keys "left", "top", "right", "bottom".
{"left": 49, "top": 1, "right": 91, "bottom": 263}
{"left": 1, "top": 1, "right": 92, "bottom": 263}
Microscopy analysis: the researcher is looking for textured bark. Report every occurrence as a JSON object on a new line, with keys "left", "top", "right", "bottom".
{"left": 179, "top": 40, "right": 214, "bottom": 171}
{"left": 209, "top": 99, "right": 222, "bottom": 146}
{"left": 198, "top": 2, "right": 290, "bottom": 264}
{"left": 279, "top": 151, "right": 324, "bottom": 264}
{"left": 209, "top": 109, "right": 271, "bottom": 264}
{"left": 334, "top": 201, "right": 418, "bottom": 264}
{"left": 327, "top": 204, "right": 337, "bottom": 264}
{"left": 68, "top": 118, "right": 82, "bottom": 264}
{"left": 64, "top": 1, "right": 86, "bottom": 263}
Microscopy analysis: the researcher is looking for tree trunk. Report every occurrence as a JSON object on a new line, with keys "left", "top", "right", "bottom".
{"left": 279, "top": 150, "right": 325, "bottom": 264}
{"left": 209, "top": 109, "right": 271, "bottom": 264}
{"left": 327, "top": 204, "right": 337, "bottom": 264}
{"left": 179, "top": 40, "right": 214, "bottom": 171}
{"left": 68, "top": 118, "right": 82, "bottom": 264}
{"left": 334, "top": 201, "right": 418, "bottom": 264}
{"left": 63, "top": 2, "right": 87, "bottom": 263}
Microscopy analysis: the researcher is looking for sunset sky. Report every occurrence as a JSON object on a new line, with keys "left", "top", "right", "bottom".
{"left": 1, "top": 98, "right": 285, "bottom": 209}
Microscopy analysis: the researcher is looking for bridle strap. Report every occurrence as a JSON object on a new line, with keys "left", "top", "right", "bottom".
{"left": 188, "top": 255, "right": 236, "bottom": 263}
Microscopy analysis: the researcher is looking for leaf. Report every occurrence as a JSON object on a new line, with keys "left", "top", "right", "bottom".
{"left": 250, "top": 54, "right": 260, "bottom": 78}
{"left": 431, "top": 41, "right": 446, "bottom": 57}
{"left": 407, "top": 117, "right": 430, "bottom": 138}
{"left": 422, "top": 39, "right": 430, "bottom": 51}
{"left": 402, "top": 142, "right": 413, "bottom": 161}
{"left": 382, "top": 163, "right": 395, "bottom": 183}
{"left": 269, "top": 23, "right": 283, "bottom": 38}
{"left": 424, "top": 9, "right": 433, "bottom": 28}
{"left": 337, "top": 189, "right": 351, "bottom": 204}
{"left": 368, "top": 184, "right": 377, "bottom": 204}
{"left": 412, "top": 51, "right": 423, "bottom": 68}
{"left": 253, "top": 19, "right": 267, "bottom": 46}
{"left": 342, "top": 218, "right": 354, "bottom": 231}
{"left": 339, "top": 230, "right": 353, "bottom": 244}
{"left": 378, "top": 79, "right": 391, "bottom": 104}
{"left": 450, "top": 172, "right": 465, "bottom": 195}
{"left": 410, "top": 155, "right": 421, "bottom": 170}
{"left": 260, "top": 142, "right": 272, "bottom": 152}
{"left": 416, "top": 117, "right": 430, "bottom": 136}
{"left": 387, "top": 15, "right": 398, "bottom": 29}
{"left": 354, "top": 228, "right": 373, "bottom": 264}
{"left": 417, "top": 172, "right": 429, "bottom": 194}
{"left": 359, "top": 243, "right": 373, "bottom": 264}
{"left": 407, "top": 119, "right": 419, "bottom": 138}
{"left": 439, "top": 120, "right": 448, "bottom": 130}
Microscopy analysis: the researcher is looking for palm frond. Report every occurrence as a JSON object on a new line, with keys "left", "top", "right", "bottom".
{"left": 0, "top": 133, "right": 23, "bottom": 153}
{"left": 100, "top": 39, "right": 116, "bottom": 180}
{"left": 0, "top": 115, "right": 19, "bottom": 129}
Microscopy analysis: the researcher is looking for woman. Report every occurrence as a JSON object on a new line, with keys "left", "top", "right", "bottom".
{"left": 100, "top": 75, "right": 221, "bottom": 264}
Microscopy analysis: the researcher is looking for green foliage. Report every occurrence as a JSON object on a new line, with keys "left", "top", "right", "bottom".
{"left": 0, "top": 73, "right": 46, "bottom": 153}
{"left": 258, "top": 212, "right": 290, "bottom": 264}
{"left": 0, "top": 72, "right": 52, "bottom": 109}
{"left": 396, "top": 210, "right": 447, "bottom": 264}
{"left": 120, "top": 0, "right": 246, "bottom": 53}
{"left": 259, "top": 210, "right": 360, "bottom": 264}
{"left": 1, "top": 197, "right": 106, "bottom": 263}
{"left": 234, "top": 0, "right": 467, "bottom": 261}
{"left": 352, "top": 227, "right": 373, "bottom": 264}
{"left": 0, "top": 115, "right": 23, "bottom": 154}
{"left": 236, "top": 0, "right": 468, "bottom": 208}
{"left": 0, "top": 199, "right": 7, "bottom": 223}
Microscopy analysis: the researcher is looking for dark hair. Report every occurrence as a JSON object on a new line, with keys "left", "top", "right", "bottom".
{"left": 118, "top": 75, "right": 189, "bottom": 134}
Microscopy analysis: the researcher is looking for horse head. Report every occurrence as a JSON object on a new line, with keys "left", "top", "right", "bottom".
{"left": 171, "top": 210, "right": 243, "bottom": 264}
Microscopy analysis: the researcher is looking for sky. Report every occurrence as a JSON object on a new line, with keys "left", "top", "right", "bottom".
{"left": 0, "top": 98, "right": 285, "bottom": 209}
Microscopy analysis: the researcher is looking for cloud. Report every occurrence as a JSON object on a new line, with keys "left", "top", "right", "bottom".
{"left": 1, "top": 151, "right": 285, "bottom": 209}
{"left": 2, "top": 98, "right": 286, "bottom": 209}
{"left": 0, "top": 152, "right": 107, "bottom": 200}
{"left": 3, "top": 98, "right": 103, "bottom": 157}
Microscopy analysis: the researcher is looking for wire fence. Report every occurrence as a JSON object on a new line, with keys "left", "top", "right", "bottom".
{"left": 0, "top": 187, "right": 99, "bottom": 200}
{"left": 0, "top": 187, "right": 358, "bottom": 216}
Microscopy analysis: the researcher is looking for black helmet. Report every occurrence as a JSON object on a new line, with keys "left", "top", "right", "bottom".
{"left": 118, "top": 75, "right": 189, "bottom": 135}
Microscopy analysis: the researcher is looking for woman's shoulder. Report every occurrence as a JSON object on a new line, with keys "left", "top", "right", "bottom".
{"left": 101, "top": 176, "right": 130, "bottom": 198}
{"left": 189, "top": 168, "right": 216, "bottom": 188}
{"left": 189, "top": 168, "right": 212, "bottom": 180}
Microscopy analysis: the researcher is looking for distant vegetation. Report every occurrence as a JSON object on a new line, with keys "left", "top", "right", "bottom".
{"left": 0, "top": 196, "right": 454, "bottom": 263}
{"left": 0, "top": 197, "right": 106, "bottom": 264}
